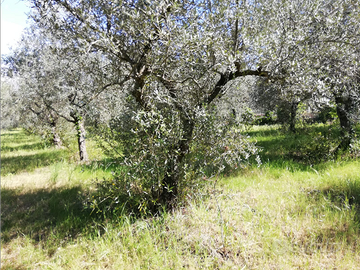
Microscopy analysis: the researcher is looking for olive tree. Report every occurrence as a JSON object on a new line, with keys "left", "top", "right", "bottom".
{"left": 27, "top": 0, "right": 359, "bottom": 210}
{"left": 298, "top": 0, "right": 360, "bottom": 150}
{"left": 2, "top": 40, "right": 66, "bottom": 146}
{"left": 5, "top": 27, "right": 123, "bottom": 161}
{"left": 0, "top": 78, "right": 23, "bottom": 130}
{"left": 27, "top": 0, "right": 269, "bottom": 209}
{"left": 251, "top": 0, "right": 360, "bottom": 142}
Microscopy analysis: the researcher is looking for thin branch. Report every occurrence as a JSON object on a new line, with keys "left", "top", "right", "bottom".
{"left": 87, "top": 77, "right": 131, "bottom": 104}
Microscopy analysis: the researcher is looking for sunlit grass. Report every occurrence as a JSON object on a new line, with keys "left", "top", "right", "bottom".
{"left": 1, "top": 129, "right": 68, "bottom": 176}
{"left": 1, "top": 126, "right": 360, "bottom": 269}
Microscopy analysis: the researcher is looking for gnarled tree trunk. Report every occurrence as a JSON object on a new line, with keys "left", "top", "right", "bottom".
{"left": 161, "top": 116, "right": 194, "bottom": 208}
{"left": 335, "top": 94, "right": 355, "bottom": 152}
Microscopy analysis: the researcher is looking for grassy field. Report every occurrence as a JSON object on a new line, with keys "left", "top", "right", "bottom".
{"left": 1, "top": 126, "right": 360, "bottom": 269}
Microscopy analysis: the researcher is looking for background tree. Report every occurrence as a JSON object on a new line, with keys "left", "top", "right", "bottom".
{"left": 0, "top": 78, "right": 22, "bottom": 130}
{"left": 249, "top": 0, "right": 360, "bottom": 139}
{"left": 4, "top": 27, "right": 124, "bottom": 161}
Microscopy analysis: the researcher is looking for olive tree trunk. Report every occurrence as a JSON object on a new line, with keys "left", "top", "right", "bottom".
{"left": 160, "top": 116, "right": 194, "bottom": 208}
{"left": 335, "top": 95, "right": 355, "bottom": 152}
{"left": 289, "top": 101, "right": 299, "bottom": 133}
{"left": 72, "top": 114, "right": 89, "bottom": 162}
{"left": 50, "top": 122, "right": 62, "bottom": 148}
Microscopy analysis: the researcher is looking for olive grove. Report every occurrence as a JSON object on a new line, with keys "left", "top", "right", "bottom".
{"left": 26, "top": 0, "right": 268, "bottom": 209}
{"left": 2, "top": 0, "right": 359, "bottom": 211}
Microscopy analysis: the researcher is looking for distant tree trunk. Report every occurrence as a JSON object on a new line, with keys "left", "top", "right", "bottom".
{"left": 334, "top": 94, "right": 355, "bottom": 152}
{"left": 71, "top": 112, "right": 89, "bottom": 162}
{"left": 77, "top": 117, "right": 89, "bottom": 162}
{"left": 49, "top": 117, "right": 62, "bottom": 149}
{"left": 289, "top": 101, "right": 299, "bottom": 133}
{"left": 50, "top": 121, "right": 62, "bottom": 148}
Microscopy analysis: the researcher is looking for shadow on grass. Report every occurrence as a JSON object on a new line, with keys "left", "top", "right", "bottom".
{"left": 80, "top": 158, "right": 123, "bottom": 173}
{"left": 304, "top": 180, "right": 360, "bottom": 242}
{"left": 321, "top": 180, "right": 360, "bottom": 217}
{"left": 1, "top": 150, "right": 69, "bottom": 176}
{"left": 252, "top": 135, "right": 313, "bottom": 171}
{"left": 1, "top": 186, "right": 97, "bottom": 247}
{"left": 250, "top": 124, "right": 348, "bottom": 170}
{"left": 1, "top": 128, "right": 39, "bottom": 141}
{"left": 1, "top": 142, "right": 46, "bottom": 152}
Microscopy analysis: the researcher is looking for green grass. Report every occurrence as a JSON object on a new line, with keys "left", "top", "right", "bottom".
{"left": 1, "top": 126, "right": 360, "bottom": 269}
{"left": 1, "top": 129, "right": 69, "bottom": 176}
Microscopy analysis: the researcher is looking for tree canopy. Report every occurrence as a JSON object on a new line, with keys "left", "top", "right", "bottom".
{"left": 2, "top": 0, "right": 359, "bottom": 211}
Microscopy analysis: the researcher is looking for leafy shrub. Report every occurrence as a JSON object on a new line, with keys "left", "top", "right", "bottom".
{"left": 349, "top": 133, "right": 360, "bottom": 158}
{"left": 240, "top": 107, "right": 255, "bottom": 126}
{"left": 316, "top": 105, "right": 338, "bottom": 124}
{"left": 254, "top": 111, "right": 276, "bottom": 125}
{"left": 188, "top": 109, "right": 260, "bottom": 177}
{"left": 288, "top": 128, "right": 339, "bottom": 164}
{"left": 88, "top": 98, "right": 260, "bottom": 216}
{"left": 86, "top": 171, "right": 160, "bottom": 218}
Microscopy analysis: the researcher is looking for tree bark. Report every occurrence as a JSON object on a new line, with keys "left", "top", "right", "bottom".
{"left": 74, "top": 115, "right": 89, "bottom": 162}
{"left": 335, "top": 95, "right": 355, "bottom": 152}
{"left": 161, "top": 116, "right": 194, "bottom": 208}
{"left": 289, "top": 101, "right": 299, "bottom": 133}
{"left": 51, "top": 124, "right": 62, "bottom": 148}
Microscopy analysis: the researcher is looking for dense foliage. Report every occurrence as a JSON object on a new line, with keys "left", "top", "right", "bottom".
{"left": 1, "top": 0, "right": 359, "bottom": 211}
